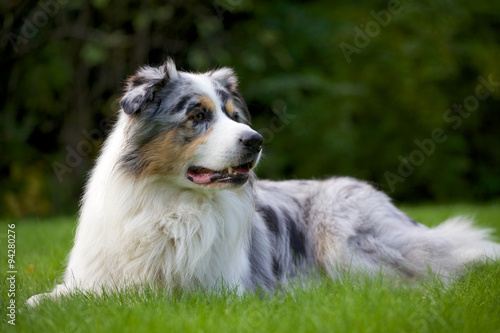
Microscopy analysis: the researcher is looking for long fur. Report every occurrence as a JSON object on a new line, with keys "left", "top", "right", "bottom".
{"left": 27, "top": 59, "right": 500, "bottom": 306}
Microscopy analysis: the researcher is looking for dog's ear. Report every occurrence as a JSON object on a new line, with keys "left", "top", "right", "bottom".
{"left": 120, "top": 58, "right": 179, "bottom": 115}
{"left": 210, "top": 67, "right": 251, "bottom": 123}
{"left": 210, "top": 67, "right": 239, "bottom": 92}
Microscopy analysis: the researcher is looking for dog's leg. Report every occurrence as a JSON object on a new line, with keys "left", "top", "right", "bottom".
{"left": 309, "top": 177, "right": 500, "bottom": 281}
{"left": 308, "top": 177, "right": 422, "bottom": 278}
{"left": 26, "top": 283, "right": 73, "bottom": 307}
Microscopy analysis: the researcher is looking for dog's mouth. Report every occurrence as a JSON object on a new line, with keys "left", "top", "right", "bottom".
{"left": 186, "top": 162, "right": 254, "bottom": 186}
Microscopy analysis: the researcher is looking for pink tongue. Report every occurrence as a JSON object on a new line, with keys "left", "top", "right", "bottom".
{"left": 189, "top": 172, "right": 213, "bottom": 184}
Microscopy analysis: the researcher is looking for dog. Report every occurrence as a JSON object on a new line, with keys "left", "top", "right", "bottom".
{"left": 27, "top": 59, "right": 500, "bottom": 306}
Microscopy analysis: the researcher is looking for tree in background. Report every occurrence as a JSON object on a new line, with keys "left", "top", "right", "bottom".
{"left": 1, "top": 0, "right": 499, "bottom": 218}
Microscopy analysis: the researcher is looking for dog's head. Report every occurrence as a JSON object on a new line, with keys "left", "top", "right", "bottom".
{"left": 118, "top": 58, "right": 262, "bottom": 189}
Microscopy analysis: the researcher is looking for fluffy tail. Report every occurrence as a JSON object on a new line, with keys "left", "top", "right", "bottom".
{"left": 433, "top": 216, "right": 499, "bottom": 260}
{"left": 423, "top": 216, "right": 500, "bottom": 279}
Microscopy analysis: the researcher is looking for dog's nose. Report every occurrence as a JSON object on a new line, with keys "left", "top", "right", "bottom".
{"left": 240, "top": 132, "right": 264, "bottom": 154}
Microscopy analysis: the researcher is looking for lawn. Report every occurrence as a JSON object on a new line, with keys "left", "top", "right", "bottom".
{"left": 1, "top": 203, "right": 500, "bottom": 332}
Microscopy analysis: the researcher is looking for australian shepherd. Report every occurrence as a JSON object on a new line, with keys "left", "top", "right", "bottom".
{"left": 28, "top": 59, "right": 499, "bottom": 306}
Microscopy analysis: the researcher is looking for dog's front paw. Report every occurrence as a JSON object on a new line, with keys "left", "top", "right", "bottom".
{"left": 26, "top": 293, "right": 52, "bottom": 307}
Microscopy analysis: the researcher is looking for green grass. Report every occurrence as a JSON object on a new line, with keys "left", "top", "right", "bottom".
{"left": 1, "top": 204, "right": 500, "bottom": 333}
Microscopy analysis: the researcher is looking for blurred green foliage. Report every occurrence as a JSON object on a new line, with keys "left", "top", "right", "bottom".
{"left": 1, "top": 0, "right": 500, "bottom": 217}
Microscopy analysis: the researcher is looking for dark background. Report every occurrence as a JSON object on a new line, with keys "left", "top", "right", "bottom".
{"left": 2, "top": 0, "right": 500, "bottom": 218}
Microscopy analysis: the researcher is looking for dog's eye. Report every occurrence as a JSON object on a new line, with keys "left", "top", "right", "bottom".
{"left": 233, "top": 113, "right": 240, "bottom": 122}
{"left": 191, "top": 110, "right": 206, "bottom": 121}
